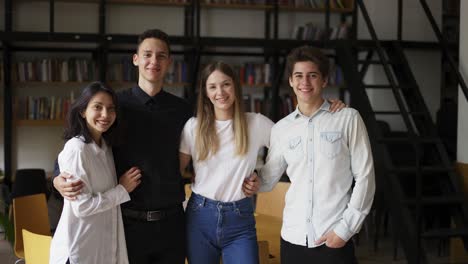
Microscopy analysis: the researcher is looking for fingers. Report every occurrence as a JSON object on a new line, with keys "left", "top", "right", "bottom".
{"left": 315, "top": 236, "right": 327, "bottom": 246}
{"left": 242, "top": 175, "right": 260, "bottom": 197}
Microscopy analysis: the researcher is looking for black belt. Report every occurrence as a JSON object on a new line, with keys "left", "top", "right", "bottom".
{"left": 122, "top": 206, "right": 180, "bottom": 222}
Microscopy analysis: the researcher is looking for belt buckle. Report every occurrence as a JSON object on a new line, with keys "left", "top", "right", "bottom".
{"left": 147, "top": 210, "right": 162, "bottom": 221}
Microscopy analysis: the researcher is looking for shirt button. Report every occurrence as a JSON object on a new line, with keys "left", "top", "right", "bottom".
{"left": 307, "top": 218, "right": 311, "bottom": 223}
{"left": 309, "top": 138, "right": 313, "bottom": 142}
{"left": 309, "top": 200, "right": 312, "bottom": 203}
{"left": 309, "top": 180, "right": 312, "bottom": 183}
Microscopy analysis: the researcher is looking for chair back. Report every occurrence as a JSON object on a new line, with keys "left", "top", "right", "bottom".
{"left": 22, "top": 229, "right": 52, "bottom": 264}
{"left": 11, "top": 169, "right": 48, "bottom": 199}
{"left": 256, "top": 182, "right": 290, "bottom": 219}
{"left": 13, "top": 193, "right": 51, "bottom": 258}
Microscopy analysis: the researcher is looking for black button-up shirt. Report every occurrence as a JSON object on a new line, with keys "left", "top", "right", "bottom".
{"left": 114, "top": 86, "right": 192, "bottom": 210}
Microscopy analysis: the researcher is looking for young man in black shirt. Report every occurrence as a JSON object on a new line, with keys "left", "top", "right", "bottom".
{"left": 54, "top": 29, "right": 192, "bottom": 264}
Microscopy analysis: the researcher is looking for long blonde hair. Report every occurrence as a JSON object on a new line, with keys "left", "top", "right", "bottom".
{"left": 195, "top": 61, "right": 249, "bottom": 161}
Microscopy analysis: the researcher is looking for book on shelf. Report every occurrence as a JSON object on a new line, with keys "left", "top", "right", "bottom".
{"left": 241, "top": 93, "right": 267, "bottom": 114}
{"left": 233, "top": 62, "right": 272, "bottom": 86}
{"left": 14, "top": 94, "right": 75, "bottom": 121}
{"left": 291, "top": 22, "right": 349, "bottom": 41}
{"left": 108, "top": 58, "right": 189, "bottom": 84}
{"left": 202, "top": 0, "right": 270, "bottom": 5}
{"left": 279, "top": 0, "right": 348, "bottom": 9}
{"left": 13, "top": 58, "right": 96, "bottom": 83}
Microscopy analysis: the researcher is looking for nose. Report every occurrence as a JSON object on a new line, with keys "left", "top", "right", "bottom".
{"left": 101, "top": 108, "right": 109, "bottom": 118}
{"left": 301, "top": 76, "right": 311, "bottom": 85}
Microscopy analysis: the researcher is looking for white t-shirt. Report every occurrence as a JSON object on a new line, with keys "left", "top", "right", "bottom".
{"left": 180, "top": 112, "right": 274, "bottom": 202}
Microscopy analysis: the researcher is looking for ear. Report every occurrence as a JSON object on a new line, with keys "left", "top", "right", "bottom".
{"left": 322, "top": 76, "right": 329, "bottom": 88}
{"left": 133, "top": 54, "right": 138, "bottom": 66}
{"left": 80, "top": 111, "right": 86, "bottom": 119}
{"left": 289, "top": 76, "right": 294, "bottom": 88}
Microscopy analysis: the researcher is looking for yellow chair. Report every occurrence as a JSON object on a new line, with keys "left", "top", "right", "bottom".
{"left": 255, "top": 182, "right": 290, "bottom": 264}
{"left": 13, "top": 193, "right": 51, "bottom": 261}
{"left": 22, "top": 229, "right": 52, "bottom": 264}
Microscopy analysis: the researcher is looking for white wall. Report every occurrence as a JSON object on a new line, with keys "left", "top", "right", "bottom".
{"left": 457, "top": 1, "right": 468, "bottom": 163}
{"left": 358, "top": 0, "right": 441, "bottom": 131}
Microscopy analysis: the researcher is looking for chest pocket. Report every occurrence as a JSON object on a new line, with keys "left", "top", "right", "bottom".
{"left": 284, "top": 136, "right": 303, "bottom": 163}
{"left": 320, "top": 131, "right": 342, "bottom": 159}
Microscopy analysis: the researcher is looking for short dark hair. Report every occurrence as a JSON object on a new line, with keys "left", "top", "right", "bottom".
{"left": 64, "top": 82, "right": 119, "bottom": 145}
{"left": 137, "top": 29, "right": 171, "bottom": 55}
{"left": 286, "top": 45, "right": 330, "bottom": 79}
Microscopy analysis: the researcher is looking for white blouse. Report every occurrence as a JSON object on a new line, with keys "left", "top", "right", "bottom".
{"left": 180, "top": 113, "right": 274, "bottom": 202}
{"left": 50, "top": 137, "right": 130, "bottom": 264}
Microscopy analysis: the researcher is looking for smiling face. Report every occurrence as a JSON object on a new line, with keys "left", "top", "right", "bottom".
{"left": 81, "top": 92, "right": 116, "bottom": 144}
{"left": 289, "top": 61, "right": 328, "bottom": 105}
{"left": 205, "top": 70, "right": 236, "bottom": 119}
{"left": 133, "top": 37, "right": 172, "bottom": 86}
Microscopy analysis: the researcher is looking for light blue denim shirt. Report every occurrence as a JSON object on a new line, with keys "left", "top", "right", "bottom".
{"left": 259, "top": 100, "right": 375, "bottom": 248}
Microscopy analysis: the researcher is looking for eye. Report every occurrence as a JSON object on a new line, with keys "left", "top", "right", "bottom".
{"left": 93, "top": 104, "right": 102, "bottom": 110}
{"left": 108, "top": 107, "right": 116, "bottom": 113}
{"left": 143, "top": 53, "right": 151, "bottom": 58}
{"left": 157, "top": 54, "right": 168, "bottom": 60}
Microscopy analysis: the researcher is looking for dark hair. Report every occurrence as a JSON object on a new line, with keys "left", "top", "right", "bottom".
{"left": 63, "top": 82, "right": 119, "bottom": 145}
{"left": 137, "top": 29, "right": 171, "bottom": 55}
{"left": 286, "top": 45, "right": 330, "bottom": 79}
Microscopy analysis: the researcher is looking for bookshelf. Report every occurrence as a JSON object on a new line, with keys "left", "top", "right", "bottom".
{"left": 0, "top": 0, "right": 356, "bottom": 182}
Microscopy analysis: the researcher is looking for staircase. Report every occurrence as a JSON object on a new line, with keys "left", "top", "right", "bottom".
{"left": 334, "top": 1, "right": 468, "bottom": 263}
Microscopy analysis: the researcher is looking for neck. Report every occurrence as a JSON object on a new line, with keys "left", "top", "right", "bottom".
{"left": 214, "top": 109, "right": 233, "bottom": 121}
{"left": 139, "top": 78, "right": 163, "bottom": 97}
{"left": 297, "top": 97, "right": 325, "bottom": 117}
{"left": 91, "top": 133, "right": 102, "bottom": 147}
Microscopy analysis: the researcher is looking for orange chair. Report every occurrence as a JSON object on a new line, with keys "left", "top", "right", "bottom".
{"left": 13, "top": 193, "right": 51, "bottom": 262}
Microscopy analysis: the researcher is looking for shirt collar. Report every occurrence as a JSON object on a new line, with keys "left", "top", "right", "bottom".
{"left": 132, "top": 86, "right": 166, "bottom": 105}
{"left": 289, "top": 99, "right": 330, "bottom": 120}
{"left": 90, "top": 138, "right": 108, "bottom": 155}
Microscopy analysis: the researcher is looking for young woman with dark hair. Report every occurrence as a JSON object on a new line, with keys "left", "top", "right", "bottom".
{"left": 50, "top": 82, "right": 141, "bottom": 264}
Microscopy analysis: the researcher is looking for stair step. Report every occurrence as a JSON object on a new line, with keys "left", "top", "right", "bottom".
{"left": 374, "top": 111, "right": 426, "bottom": 116}
{"left": 422, "top": 228, "right": 468, "bottom": 239}
{"left": 363, "top": 84, "right": 412, "bottom": 90}
{"left": 357, "top": 59, "right": 396, "bottom": 65}
{"left": 388, "top": 166, "right": 451, "bottom": 174}
{"left": 402, "top": 195, "right": 465, "bottom": 205}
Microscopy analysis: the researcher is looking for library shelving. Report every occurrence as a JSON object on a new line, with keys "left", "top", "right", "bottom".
{"left": 0, "top": 0, "right": 356, "bottom": 183}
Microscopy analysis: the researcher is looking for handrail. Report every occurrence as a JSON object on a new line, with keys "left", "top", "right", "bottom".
{"left": 419, "top": 0, "right": 468, "bottom": 101}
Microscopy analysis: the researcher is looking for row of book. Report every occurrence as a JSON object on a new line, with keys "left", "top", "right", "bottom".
{"left": 7, "top": 59, "right": 342, "bottom": 86}
{"left": 291, "top": 23, "right": 349, "bottom": 41}
{"left": 107, "top": 59, "right": 190, "bottom": 84}
{"left": 242, "top": 93, "right": 297, "bottom": 118}
{"left": 202, "top": 0, "right": 269, "bottom": 4}
{"left": 14, "top": 95, "right": 74, "bottom": 121}
{"left": 279, "top": 0, "right": 347, "bottom": 8}
{"left": 233, "top": 63, "right": 273, "bottom": 86}
{"left": 201, "top": 0, "right": 349, "bottom": 8}
{"left": 12, "top": 58, "right": 97, "bottom": 82}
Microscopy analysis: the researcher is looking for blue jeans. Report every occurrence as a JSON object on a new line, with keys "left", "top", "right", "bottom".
{"left": 186, "top": 192, "right": 259, "bottom": 264}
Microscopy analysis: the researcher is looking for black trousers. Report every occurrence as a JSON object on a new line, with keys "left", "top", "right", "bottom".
{"left": 123, "top": 206, "right": 186, "bottom": 264}
{"left": 281, "top": 237, "right": 358, "bottom": 264}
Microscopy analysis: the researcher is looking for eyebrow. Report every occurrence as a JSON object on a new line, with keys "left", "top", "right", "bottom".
{"left": 293, "top": 71, "right": 319, "bottom": 75}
